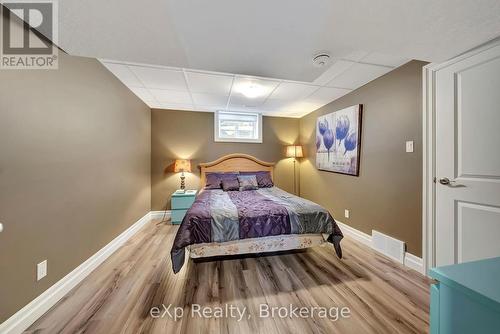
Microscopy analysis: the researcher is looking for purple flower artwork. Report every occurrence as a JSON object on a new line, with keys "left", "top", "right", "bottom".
{"left": 344, "top": 131, "right": 357, "bottom": 155}
{"left": 323, "top": 128, "right": 335, "bottom": 160}
{"left": 335, "top": 115, "right": 350, "bottom": 148}
{"left": 318, "top": 119, "right": 328, "bottom": 135}
{"left": 315, "top": 105, "right": 362, "bottom": 176}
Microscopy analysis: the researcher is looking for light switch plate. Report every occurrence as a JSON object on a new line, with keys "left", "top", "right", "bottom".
{"left": 344, "top": 209, "right": 350, "bottom": 218}
{"left": 37, "top": 260, "right": 47, "bottom": 281}
{"left": 405, "top": 141, "right": 414, "bottom": 153}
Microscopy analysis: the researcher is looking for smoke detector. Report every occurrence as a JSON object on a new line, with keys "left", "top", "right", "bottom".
{"left": 312, "top": 53, "right": 331, "bottom": 67}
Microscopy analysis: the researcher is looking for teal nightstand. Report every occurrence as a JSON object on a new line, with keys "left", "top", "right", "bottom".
{"left": 429, "top": 257, "right": 500, "bottom": 334}
{"left": 171, "top": 190, "right": 197, "bottom": 224}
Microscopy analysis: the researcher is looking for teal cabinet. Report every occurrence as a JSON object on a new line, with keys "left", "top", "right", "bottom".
{"left": 429, "top": 257, "right": 500, "bottom": 334}
{"left": 171, "top": 190, "right": 197, "bottom": 224}
{"left": 171, "top": 209, "right": 188, "bottom": 223}
{"left": 430, "top": 283, "right": 440, "bottom": 334}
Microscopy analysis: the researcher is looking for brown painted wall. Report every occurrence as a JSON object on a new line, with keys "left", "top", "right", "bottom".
{"left": 299, "top": 61, "right": 426, "bottom": 256}
{"left": 0, "top": 23, "right": 151, "bottom": 321}
{"left": 151, "top": 109, "right": 299, "bottom": 210}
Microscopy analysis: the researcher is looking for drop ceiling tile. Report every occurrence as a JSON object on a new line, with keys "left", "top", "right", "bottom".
{"left": 342, "top": 50, "right": 370, "bottom": 62}
{"left": 149, "top": 89, "right": 192, "bottom": 104}
{"left": 142, "top": 101, "right": 157, "bottom": 108}
{"left": 361, "top": 52, "right": 408, "bottom": 67}
{"left": 228, "top": 94, "right": 266, "bottom": 108}
{"left": 229, "top": 77, "right": 279, "bottom": 107}
{"left": 264, "top": 99, "right": 322, "bottom": 114}
{"left": 259, "top": 110, "right": 281, "bottom": 116}
{"left": 232, "top": 105, "right": 263, "bottom": 113}
{"left": 313, "top": 60, "right": 356, "bottom": 86}
{"left": 306, "top": 87, "right": 352, "bottom": 103}
{"left": 102, "top": 56, "right": 397, "bottom": 117}
{"left": 261, "top": 109, "right": 305, "bottom": 118}
{"left": 232, "top": 77, "right": 280, "bottom": 96}
{"left": 261, "top": 99, "right": 308, "bottom": 113}
{"left": 269, "top": 82, "right": 319, "bottom": 100}
{"left": 191, "top": 93, "right": 228, "bottom": 107}
{"left": 196, "top": 105, "right": 226, "bottom": 112}
{"left": 185, "top": 72, "right": 234, "bottom": 94}
{"left": 102, "top": 62, "right": 143, "bottom": 87}
{"left": 148, "top": 101, "right": 163, "bottom": 108}
{"left": 290, "top": 100, "right": 326, "bottom": 112}
{"left": 156, "top": 103, "right": 195, "bottom": 111}
{"left": 326, "top": 63, "right": 391, "bottom": 89}
{"left": 290, "top": 113, "right": 307, "bottom": 118}
{"left": 262, "top": 99, "right": 290, "bottom": 111}
{"left": 129, "top": 66, "right": 187, "bottom": 90}
{"left": 129, "top": 87, "right": 154, "bottom": 101}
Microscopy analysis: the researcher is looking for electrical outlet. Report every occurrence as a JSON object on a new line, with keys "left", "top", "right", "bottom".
{"left": 344, "top": 209, "right": 350, "bottom": 219}
{"left": 37, "top": 260, "right": 47, "bottom": 281}
{"left": 405, "top": 141, "right": 414, "bottom": 153}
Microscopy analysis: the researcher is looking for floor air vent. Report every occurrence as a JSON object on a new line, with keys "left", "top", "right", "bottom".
{"left": 371, "top": 230, "right": 405, "bottom": 264}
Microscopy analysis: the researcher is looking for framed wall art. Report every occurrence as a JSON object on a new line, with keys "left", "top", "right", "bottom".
{"left": 316, "top": 104, "right": 362, "bottom": 176}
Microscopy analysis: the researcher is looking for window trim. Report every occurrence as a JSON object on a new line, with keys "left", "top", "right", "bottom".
{"left": 214, "top": 110, "right": 263, "bottom": 143}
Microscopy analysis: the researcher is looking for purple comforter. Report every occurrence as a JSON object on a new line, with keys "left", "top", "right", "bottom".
{"left": 170, "top": 188, "right": 343, "bottom": 273}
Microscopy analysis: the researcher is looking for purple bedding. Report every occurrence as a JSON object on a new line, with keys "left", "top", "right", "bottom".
{"left": 170, "top": 187, "right": 343, "bottom": 273}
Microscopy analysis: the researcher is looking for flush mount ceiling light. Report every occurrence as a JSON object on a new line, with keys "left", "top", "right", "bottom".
{"left": 312, "top": 53, "right": 331, "bottom": 67}
{"left": 235, "top": 81, "right": 269, "bottom": 98}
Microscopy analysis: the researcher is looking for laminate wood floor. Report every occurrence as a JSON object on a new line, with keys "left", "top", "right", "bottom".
{"left": 26, "top": 219, "right": 431, "bottom": 334}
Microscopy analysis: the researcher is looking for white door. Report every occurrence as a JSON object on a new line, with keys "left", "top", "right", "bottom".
{"left": 435, "top": 42, "right": 500, "bottom": 266}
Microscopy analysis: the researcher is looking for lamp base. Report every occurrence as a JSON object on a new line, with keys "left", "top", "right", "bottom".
{"left": 180, "top": 173, "right": 186, "bottom": 192}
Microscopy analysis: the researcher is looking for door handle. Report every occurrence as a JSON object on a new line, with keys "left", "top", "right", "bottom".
{"left": 439, "top": 177, "right": 454, "bottom": 185}
{"left": 439, "top": 177, "right": 464, "bottom": 187}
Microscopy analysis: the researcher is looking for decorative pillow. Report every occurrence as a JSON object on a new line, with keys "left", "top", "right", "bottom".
{"left": 221, "top": 178, "right": 240, "bottom": 191}
{"left": 205, "top": 172, "right": 239, "bottom": 189}
{"left": 240, "top": 171, "right": 274, "bottom": 188}
{"left": 205, "top": 172, "right": 223, "bottom": 189}
{"left": 237, "top": 175, "right": 259, "bottom": 191}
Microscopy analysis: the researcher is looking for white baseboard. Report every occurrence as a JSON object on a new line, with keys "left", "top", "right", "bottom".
{"left": 336, "top": 221, "right": 424, "bottom": 275}
{"left": 0, "top": 212, "right": 153, "bottom": 334}
{"left": 404, "top": 252, "right": 424, "bottom": 273}
{"left": 336, "top": 221, "right": 372, "bottom": 247}
{"left": 150, "top": 210, "right": 171, "bottom": 220}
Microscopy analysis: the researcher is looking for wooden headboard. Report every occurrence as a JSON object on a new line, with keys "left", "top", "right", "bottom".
{"left": 199, "top": 153, "right": 275, "bottom": 188}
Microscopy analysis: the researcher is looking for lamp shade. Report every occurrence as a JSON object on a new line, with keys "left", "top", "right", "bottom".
{"left": 174, "top": 159, "right": 191, "bottom": 173}
{"left": 286, "top": 145, "right": 303, "bottom": 158}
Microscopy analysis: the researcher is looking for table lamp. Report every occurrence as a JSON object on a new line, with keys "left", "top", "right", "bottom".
{"left": 174, "top": 159, "right": 191, "bottom": 192}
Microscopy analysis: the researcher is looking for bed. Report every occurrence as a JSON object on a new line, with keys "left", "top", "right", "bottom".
{"left": 170, "top": 153, "right": 343, "bottom": 273}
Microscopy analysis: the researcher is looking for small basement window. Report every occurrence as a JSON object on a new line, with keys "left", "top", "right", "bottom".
{"left": 214, "top": 111, "right": 262, "bottom": 143}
